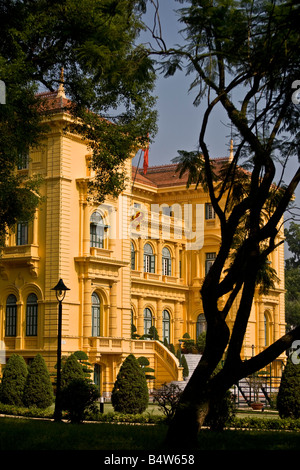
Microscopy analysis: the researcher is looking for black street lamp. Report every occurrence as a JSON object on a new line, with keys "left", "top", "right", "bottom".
{"left": 52, "top": 279, "right": 70, "bottom": 422}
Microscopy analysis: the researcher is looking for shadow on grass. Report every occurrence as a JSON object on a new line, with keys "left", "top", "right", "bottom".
{"left": 1, "top": 417, "right": 300, "bottom": 451}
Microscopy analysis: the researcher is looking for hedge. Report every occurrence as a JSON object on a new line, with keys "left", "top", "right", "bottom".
{"left": 230, "top": 416, "right": 300, "bottom": 431}
{"left": 1, "top": 404, "right": 300, "bottom": 431}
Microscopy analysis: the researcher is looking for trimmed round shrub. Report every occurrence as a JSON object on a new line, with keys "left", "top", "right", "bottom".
{"left": 61, "top": 378, "right": 100, "bottom": 423}
{"left": 111, "top": 354, "right": 149, "bottom": 414}
{"left": 277, "top": 356, "right": 300, "bottom": 418}
{"left": 0, "top": 354, "right": 28, "bottom": 406}
{"left": 23, "top": 354, "right": 54, "bottom": 409}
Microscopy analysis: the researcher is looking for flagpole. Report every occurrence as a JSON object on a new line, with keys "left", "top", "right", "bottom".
{"left": 132, "top": 149, "right": 143, "bottom": 189}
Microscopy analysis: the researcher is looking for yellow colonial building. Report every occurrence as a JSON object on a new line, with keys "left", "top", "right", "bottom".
{"left": 0, "top": 88, "right": 286, "bottom": 397}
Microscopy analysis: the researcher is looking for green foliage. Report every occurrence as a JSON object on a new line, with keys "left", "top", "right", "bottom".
{"left": 0, "top": 0, "right": 157, "bottom": 241}
{"left": 152, "top": 383, "right": 183, "bottom": 423}
{"left": 0, "top": 403, "right": 54, "bottom": 419}
{"left": 277, "top": 356, "right": 300, "bottom": 419}
{"left": 204, "top": 391, "right": 236, "bottom": 431}
{"left": 284, "top": 222, "right": 300, "bottom": 330}
{"left": 285, "top": 222, "right": 300, "bottom": 268}
{"left": 196, "top": 332, "right": 206, "bottom": 354}
{"left": 181, "top": 354, "right": 189, "bottom": 379}
{"left": 23, "top": 354, "right": 54, "bottom": 409}
{"left": 61, "top": 354, "right": 85, "bottom": 390}
{"left": 131, "top": 323, "right": 140, "bottom": 339}
{"left": 137, "top": 356, "right": 156, "bottom": 381}
{"left": 111, "top": 354, "right": 149, "bottom": 414}
{"left": 73, "top": 351, "right": 93, "bottom": 379}
{"left": 148, "top": 325, "right": 159, "bottom": 340}
{"left": 61, "top": 378, "right": 100, "bottom": 424}
{"left": 181, "top": 333, "right": 197, "bottom": 354}
{"left": 0, "top": 354, "right": 28, "bottom": 406}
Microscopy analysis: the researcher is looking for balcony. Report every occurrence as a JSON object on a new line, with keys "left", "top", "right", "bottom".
{"left": 0, "top": 244, "right": 39, "bottom": 278}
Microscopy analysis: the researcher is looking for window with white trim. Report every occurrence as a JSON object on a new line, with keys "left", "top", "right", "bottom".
{"left": 144, "top": 243, "right": 155, "bottom": 273}
{"left": 162, "top": 247, "right": 171, "bottom": 276}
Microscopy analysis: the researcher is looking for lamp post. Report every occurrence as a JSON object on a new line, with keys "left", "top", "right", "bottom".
{"left": 52, "top": 279, "right": 70, "bottom": 422}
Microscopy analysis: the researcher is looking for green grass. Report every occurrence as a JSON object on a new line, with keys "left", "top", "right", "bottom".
{"left": 1, "top": 416, "right": 300, "bottom": 451}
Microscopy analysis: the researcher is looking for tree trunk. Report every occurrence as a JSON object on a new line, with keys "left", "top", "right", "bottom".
{"left": 164, "top": 349, "right": 228, "bottom": 449}
{"left": 164, "top": 384, "right": 210, "bottom": 449}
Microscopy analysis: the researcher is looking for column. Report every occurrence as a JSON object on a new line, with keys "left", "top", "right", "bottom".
{"left": 137, "top": 296, "right": 144, "bottom": 336}
{"left": 175, "top": 243, "right": 180, "bottom": 278}
{"left": 157, "top": 240, "right": 162, "bottom": 276}
{"left": 109, "top": 282, "right": 117, "bottom": 337}
{"left": 138, "top": 238, "right": 144, "bottom": 272}
{"left": 82, "top": 202, "right": 90, "bottom": 256}
{"left": 157, "top": 298, "right": 162, "bottom": 339}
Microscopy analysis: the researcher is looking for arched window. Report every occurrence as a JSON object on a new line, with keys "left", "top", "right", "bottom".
{"left": 5, "top": 294, "right": 17, "bottom": 337}
{"left": 26, "top": 293, "right": 38, "bottom": 336}
{"left": 144, "top": 243, "right": 155, "bottom": 273}
{"left": 131, "top": 242, "right": 136, "bottom": 270}
{"left": 196, "top": 314, "right": 207, "bottom": 339}
{"left": 144, "top": 308, "right": 153, "bottom": 335}
{"left": 92, "top": 292, "right": 101, "bottom": 337}
{"left": 162, "top": 310, "right": 170, "bottom": 343}
{"left": 162, "top": 247, "right": 171, "bottom": 276}
{"left": 90, "top": 211, "right": 105, "bottom": 248}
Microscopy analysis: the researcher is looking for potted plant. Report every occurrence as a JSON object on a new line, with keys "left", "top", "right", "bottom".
{"left": 246, "top": 371, "right": 267, "bottom": 411}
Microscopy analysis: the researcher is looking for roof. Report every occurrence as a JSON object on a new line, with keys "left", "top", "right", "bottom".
{"left": 132, "top": 158, "right": 231, "bottom": 189}
{"left": 36, "top": 90, "right": 73, "bottom": 114}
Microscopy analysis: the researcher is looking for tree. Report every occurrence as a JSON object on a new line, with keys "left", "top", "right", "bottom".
{"left": 277, "top": 356, "right": 300, "bottom": 419}
{"left": 61, "top": 378, "right": 100, "bottom": 423}
{"left": 285, "top": 222, "right": 300, "bottom": 330}
{"left": 285, "top": 222, "right": 300, "bottom": 268}
{"left": 23, "top": 354, "right": 54, "bottom": 409}
{"left": 0, "top": 354, "right": 28, "bottom": 406}
{"left": 73, "top": 351, "right": 93, "bottom": 380}
{"left": 60, "top": 353, "right": 85, "bottom": 391}
{"left": 0, "top": 0, "right": 157, "bottom": 242}
{"left": 111, "top": 354, "right": 149, "bottom": 414}
{"left": 143, "top": 0, "right": 300, "bottom": 447}
{"left": 137, "top": 356, "right": 156, "bottom": 380}
{"left": 181, "top": 354, "right": 189, "bottom": 380}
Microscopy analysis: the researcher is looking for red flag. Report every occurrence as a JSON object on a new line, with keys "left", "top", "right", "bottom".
{"left": 143, "top": 146, "right": 149, "bottom": 175}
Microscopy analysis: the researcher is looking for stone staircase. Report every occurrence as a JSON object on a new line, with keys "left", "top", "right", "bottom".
{"left": 168, "top": 356, "right": 275, "bottom": 409}
{"left": 170, "top": 354, "right": 202, "bottom": 391}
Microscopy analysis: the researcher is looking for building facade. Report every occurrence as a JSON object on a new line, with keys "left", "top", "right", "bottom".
{"left": 0, "top": 90, "right": 286, "bottom": 396}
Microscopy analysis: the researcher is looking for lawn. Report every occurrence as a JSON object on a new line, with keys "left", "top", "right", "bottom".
{"left": 1, "top": 415, "right": 300, "bottom": 451}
